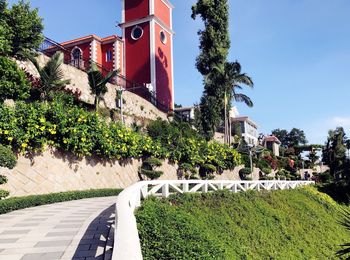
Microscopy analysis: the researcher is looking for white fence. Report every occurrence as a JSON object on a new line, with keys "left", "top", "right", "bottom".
{"left": 112, "top": 180, "right": 314, "bottom": 260}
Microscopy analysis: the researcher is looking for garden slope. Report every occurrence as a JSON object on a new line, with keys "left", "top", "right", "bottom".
{"left": 136, "top": 187, "right": 350, "bottom": 259}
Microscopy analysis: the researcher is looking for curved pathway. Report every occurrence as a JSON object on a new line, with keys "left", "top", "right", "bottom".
{"left": 0, "top": 196, "right": 117, "bottom": 260}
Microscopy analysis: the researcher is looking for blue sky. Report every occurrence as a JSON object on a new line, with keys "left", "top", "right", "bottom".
{"left": 9, "top": 0, "right": 350, "bottom": 144}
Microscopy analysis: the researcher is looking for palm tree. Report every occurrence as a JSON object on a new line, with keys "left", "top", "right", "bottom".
{"left": 28, "top": 51, "right": 70, "bottom": 100}
{"left": 209, "top": 61, "right": 254, "bottom": 144}
{"left": 337, "top": 209, "right": 350, "bottom": 259}
{"left": 87, "top": 63, "right": 118, "bottom": 111}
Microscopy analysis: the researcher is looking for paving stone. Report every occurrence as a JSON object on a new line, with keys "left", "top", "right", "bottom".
{"left": 34, "top": 240, "right": 72, "bottom": 248}
{"left": 0, "top": 238, "right": 18, "bottom": 243}
{"left": 54, "top": 224, "right": 80, "bottom": 229}
{"left": 20, "top": 251, "right": 63, "bottom": 260}
{"left": 45, "top": 231, "right": 77, "bottom": 237}
{"left": 0, "top": 230, "right": 30, "bottom": 235}
{"left": 13, "top": 223, "right": 39, "bottom": 227}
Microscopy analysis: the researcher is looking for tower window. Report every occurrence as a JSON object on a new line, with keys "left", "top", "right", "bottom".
{"left": 160, "top": 31, "right": 167, "bottom": 44}
{"left": 131, "top": 26, "right": 143, "bottom": 40}
{"left": 106, "top": 50, "right": 113, "bottom": 62}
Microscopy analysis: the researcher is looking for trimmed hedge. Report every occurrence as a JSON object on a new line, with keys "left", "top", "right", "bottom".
{"left": 0, "top": 188, "right": 122, "bottom": 215}
{"left": 0, "top": 144, "right": 17, "bottom": 169}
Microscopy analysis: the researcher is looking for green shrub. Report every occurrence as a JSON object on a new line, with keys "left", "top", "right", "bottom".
{"left": 262, "top": 167, "right": 272, "bottom": 174}
{"left": 0, "top": 56, "right": 30, "bottom": 101}
{"left": 139, "top": 157, "right": 163, "bottom": 180}
{"left": 239, "top": 167, "right": 251, "bottom": 180}
{"left": 0, "top": 189, "right": 9, "bottom": 199}
{"left": 0, "top": 144, "right": 16, "bottom": 169}
{"left": 199, "top": 163, "right": 216, "bottom": 179}
{"left": 0, "top": 175, "right": 8, "bottom": 185}
{"left": 0, "top": 188, "right": 122, "bottom": 214}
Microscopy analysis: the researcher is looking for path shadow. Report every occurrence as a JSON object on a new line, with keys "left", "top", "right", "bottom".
{"left": 73, "top": 204, "right": 115, "bottom": 259}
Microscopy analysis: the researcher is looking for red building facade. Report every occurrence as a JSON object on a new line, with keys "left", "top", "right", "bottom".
{"left": 47, "top": 0, "right": 174, "bottom": 111}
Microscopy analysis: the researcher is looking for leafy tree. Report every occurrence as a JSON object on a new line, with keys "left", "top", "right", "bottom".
{"left": 3, "top": 0, "right": 43, "bottom": 59}
{"left": 288, "top": 128, "right": 308, "bottom": 147}
{"left": 272, "top": 129, "right": 289, "bottom": 147}
{"left": 323, "top": 127, "right": 347, "bottom": 179}
{"left": 28, "top": 51, "right": 70, "bottom": 100}
{"left": 87, "top": 63, "right": 117, "bottom": 111}
{"left": 0, "top": 1, "right": 11, "bottom": 56}
{"left": 192, "top": 0, "right": 230, "bottom": 139}
{"left": 0, "top": 56, "right": 30, "bottom": 101}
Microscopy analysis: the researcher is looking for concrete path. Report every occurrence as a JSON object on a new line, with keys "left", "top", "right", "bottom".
{"left": 0, "top": 196, "right": 117, "bottom": 260}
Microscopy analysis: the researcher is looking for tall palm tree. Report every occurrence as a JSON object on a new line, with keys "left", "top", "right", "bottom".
{"left": 28, "top": 51, "right": 70, "bottom": 100}
{"left": 209, "top": 61, "right": 254, "bottom": 144}
{"left": 87, "top": 63, "right": 118, "bottom": 111}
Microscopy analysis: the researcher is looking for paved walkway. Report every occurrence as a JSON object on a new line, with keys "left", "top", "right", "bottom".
{"left": 0, "top": 196, "right": 117, "bottom": 260}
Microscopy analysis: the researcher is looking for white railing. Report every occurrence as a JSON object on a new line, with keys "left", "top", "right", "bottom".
{"left": 112, "top": 180, "right": 314, "bottom": 260}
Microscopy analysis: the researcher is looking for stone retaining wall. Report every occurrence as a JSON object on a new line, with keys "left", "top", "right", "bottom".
{"left": 0, "top": 149, "right": 255, "bottom": 197}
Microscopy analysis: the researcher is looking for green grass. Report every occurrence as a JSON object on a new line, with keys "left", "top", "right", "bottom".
{"left": 136, "top": 187, "right": 350, "bottom": 259}
{"left": 0, "top": 188, "right": 122, "bottom": 215}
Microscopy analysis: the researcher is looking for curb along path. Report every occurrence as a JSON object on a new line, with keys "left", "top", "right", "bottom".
{"left": 0, "top": 196, "right": 117, "bottom": 260}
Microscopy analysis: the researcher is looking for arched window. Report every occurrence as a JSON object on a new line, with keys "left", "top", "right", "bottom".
{"left": 71, "top": 47, "right": 84, "bottom": 69}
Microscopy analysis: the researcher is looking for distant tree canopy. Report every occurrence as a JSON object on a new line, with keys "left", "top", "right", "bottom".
{"left": 271, "top": 128, "right": 308, "bottom": 148}
{"left": 0, "top": 0, "right": 43, "bottom": 58}
{"left": 322, "top": 127, "right": 349, "bottom": 180}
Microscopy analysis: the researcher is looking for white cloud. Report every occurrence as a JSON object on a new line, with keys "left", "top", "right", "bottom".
{"left": 331, "top": 117, "right": 350, "bottom": 128}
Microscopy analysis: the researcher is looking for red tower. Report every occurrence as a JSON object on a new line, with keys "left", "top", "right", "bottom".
{"left": 120, "top": 0, "right": 174, "bottom": 110}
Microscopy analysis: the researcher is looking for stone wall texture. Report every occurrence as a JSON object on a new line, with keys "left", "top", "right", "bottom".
{"left": 16, "top": 54, "right": 168, "bottom": 126}
{"left": 0, "top": 149, "right": 253, "bottom": 197}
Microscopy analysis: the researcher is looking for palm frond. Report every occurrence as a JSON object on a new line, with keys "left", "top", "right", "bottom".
{"left": 233, "top": 93, "right": 254, "bottom": 107}
{"left": 337, "top": 208, "right": 350, "bottom": 258}
{"left": 234, "top": 73, "right": 254, "bottom": 88}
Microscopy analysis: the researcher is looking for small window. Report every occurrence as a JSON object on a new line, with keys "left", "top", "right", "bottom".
{"left": 160, "top": 30, "right": 167, "bottom": 44}
{"left": 131, "top": 26, "right": 143, "bottom": 40}
{"left": 106, "top": 50, "right": 113, "bottom": 62}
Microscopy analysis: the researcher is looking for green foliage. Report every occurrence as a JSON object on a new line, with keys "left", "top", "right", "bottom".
{"left": 323, "top": 127, "right": 349, "bottom": 180}
{"left": 191, "top": 0, "right": 231, "bottom": 139}
{"left": 0, "top": 188, "right": 122, "bottom": 214}
{"left": 337, "top": 209, "right": 350, "bottom": 258}
{"left": 3, "top": 0, "right": 43, "bottom": 59}
{"left": 136, "top": 188, "right": 350, "bottom": 259}
{"left": 28, "top": 52, "right": 70, "bottom": 100}
{"left": 0, "top": 189, "right": 9, "bottom": 199}
{"left": 0, "top": 56, "right": 30, "bottom": 101}
{"left": 0, "top": 14, "right": 12, "bottom": 55}
{"left": 147, "top": 119, "right": 241, "bottom": 178}
{"left": 239, "top": 167, "right": 251, "bottom": 180}
{"left": 0, "top": 144, "right": 16, "bottom": 169}
{"left": 88, "top": 63, "right": 117, "bottom": 111}
{"left": 0, "top": 175, "right": 8, "bottom": 185}
{"left": 272, "top": 128, "right": 308, "bottom": 149}
{"left": 139, "top": 157, "right": 163, "bottom": 180}
{"left": 136, "top": 197, "right": 225, "bottom": 259}
{"left": 0, "top": 100, "right": 160, "bottom": 159}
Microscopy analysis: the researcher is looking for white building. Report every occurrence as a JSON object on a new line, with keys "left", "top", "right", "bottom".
{"left": 231, "top": 116, "right": 259, "bottom": 146}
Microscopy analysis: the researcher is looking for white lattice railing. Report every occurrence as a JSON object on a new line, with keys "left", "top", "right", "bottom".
{"left": 112, "top": 180, "right": 314, "bottom": 260}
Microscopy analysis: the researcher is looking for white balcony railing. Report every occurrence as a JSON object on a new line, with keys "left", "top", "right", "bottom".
{"left": 112, "top": 180, "right": 314, "bottom": 260}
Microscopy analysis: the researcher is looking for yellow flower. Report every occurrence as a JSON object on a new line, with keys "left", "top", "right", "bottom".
{"left": 21, "top": 143, "right": 28, "bottom": 148}
{"left": 39, "top": 117, "right": 46, "bottom": 123}
{"left": 4, "top": 130, "right": 9, "bottom": 135}
{"left": 7, "top": 137, "right": 13, "bottom": 141}
{"left": 81, "top": 137, "right": 86, "bottom": 142}
{"left": 40, "top": 126, "right": 46, "bottom": 131}
{"left": 35, "top": 125, "right": 39, "bottom": 129}
{"left": 63, "top": 139, "right": 68, "bottom": 144}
